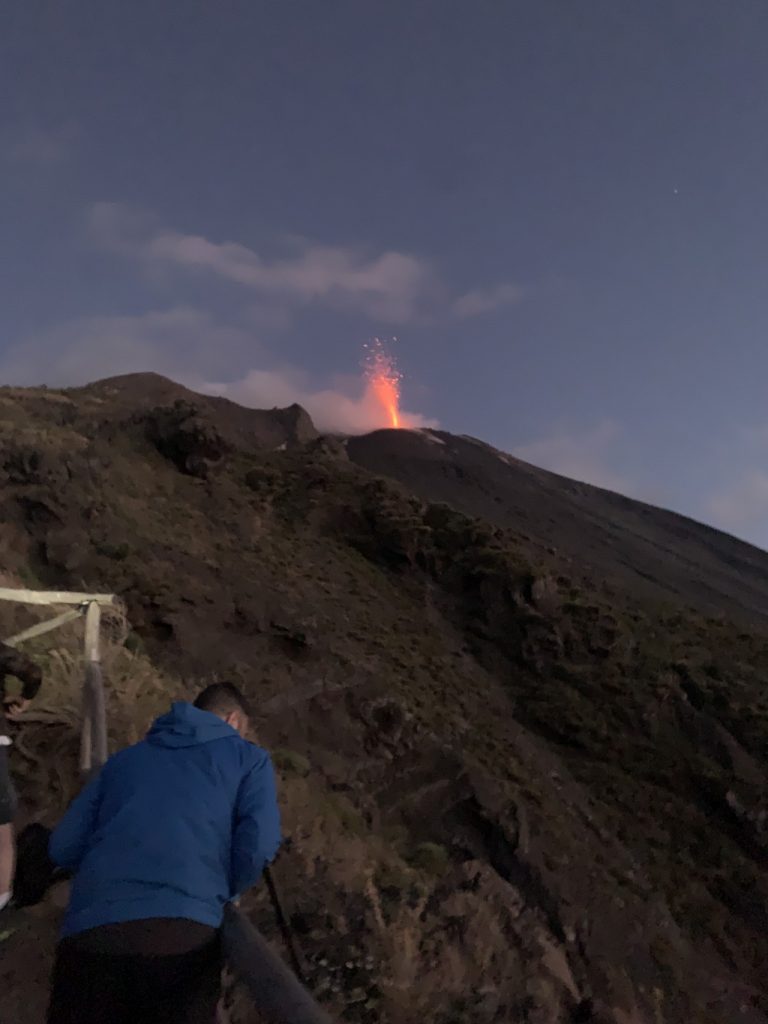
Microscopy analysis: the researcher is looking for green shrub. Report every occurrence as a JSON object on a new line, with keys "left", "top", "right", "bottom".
{"left": 123, "top": 632, "right": 145, "bottom": 655}
{"left": 97, "top": 541, "right": 131, "bottom": 561}
{"left": 328, "top": 794, "right": 367, "bottom": 836}
{"left": 408, "top": 842, "right": 450, "bottom": 876}
{"left": 272, "top": 748, "right": 311, "bottom": 777}
{"left": 375, "top": 861, "right": 413, "bottom": 895}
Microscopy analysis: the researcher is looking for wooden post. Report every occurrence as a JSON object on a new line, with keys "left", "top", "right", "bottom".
{"left": 0, "top": 586, "right": 117, "bottom": 781}
{"left": 0, "top": 588, "right": 116, "bottom": 607}
{"left": 84, "top": 601, "right": 101, "bottom": 665}
{"left": 79, "top": 696, "right": 92, "bottom": 778}
{"left": 5, "top": 608, "right": 84, "bottom": 647}
{"left": 80, "top": 602, "right": 107, "bottom": 779}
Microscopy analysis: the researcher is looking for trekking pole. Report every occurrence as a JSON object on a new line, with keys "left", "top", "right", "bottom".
{"left": 264, "top": 865, "right": 307, "bottom": 983}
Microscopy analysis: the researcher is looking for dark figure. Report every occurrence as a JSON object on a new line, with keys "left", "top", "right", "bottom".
{"left": 47, "top": 682, "right": 281, "bottom": 1024}
{"left": 0, "top": 641, "right": 43, "bottom": 911}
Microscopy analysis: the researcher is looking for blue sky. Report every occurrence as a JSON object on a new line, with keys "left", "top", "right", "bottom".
{"left": 3, "top": 1, "right": 768, "bottom": 545}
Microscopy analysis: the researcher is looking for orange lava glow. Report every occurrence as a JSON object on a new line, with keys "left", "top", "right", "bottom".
{"left": 364, "top": 339, "right": 402, "bottom": 428}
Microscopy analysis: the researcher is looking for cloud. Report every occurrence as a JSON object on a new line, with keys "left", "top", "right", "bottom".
{"left": 204, "top": 370, "right": 438, "bottom": 434}
{"left": 7, "top": 124, "right": 77, "bottom": 164}
{"left": 706, "top": 472, "right": 768, "bottom": 535}
{"left": 0, "top": 308, "right": 253, "bottom": 386}
{"left": 88, "top": 202, "right": 522, "bottom": 325}
{"left": 512, "top": 420, "right": 630, "bottom": 493}
{"left": 1, "top": 306, "right": 437, "bottom": 434}
{"left": 452, "top": 282, "right": 525, "bottom": 317}
{"left": 698, "top": 425, "right": 768, "bottom": 544}
{"left": 151, "top": 233, "right": 438, "bottom": 323}
{"left": 88, "top": 201, "right": 156, "bottom": 252}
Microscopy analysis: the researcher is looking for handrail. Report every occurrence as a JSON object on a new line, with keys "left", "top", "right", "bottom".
{"left": 222, "top": 904, "right": 332, "bottom": 1024}
{"left": 5, "top": 607, "right": 85, "bottom": 646}
{"left": 0, "top": 587, "right": 112, "bottom": 779}
{"left": 0, "top": 588, "right": 117, "bottom": 607}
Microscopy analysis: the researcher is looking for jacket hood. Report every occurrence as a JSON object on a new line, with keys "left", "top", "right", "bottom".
{"left": 146, "top": 702, "right": 238, "bottom": 748}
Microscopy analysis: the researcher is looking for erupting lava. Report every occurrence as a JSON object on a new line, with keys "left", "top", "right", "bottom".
{"left": 364, "top": 338, "right": 402, "bottom": 428}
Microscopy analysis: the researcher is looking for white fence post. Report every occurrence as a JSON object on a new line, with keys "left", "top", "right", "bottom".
{"left": 80, "top": 601, "right": 107, "bottom": 779}
{"left": 0, "top": 586, "right": 116, "bottom": 781}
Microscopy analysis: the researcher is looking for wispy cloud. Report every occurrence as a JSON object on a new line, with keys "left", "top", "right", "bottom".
{"left": 706, "top": 472, "right": 768, "bottom": 534}
{"left": 1, "top": 306, "right": 437, "bottom": 434}
{"left": 204, "top": 370, "right": 438, "bottom": 434}
{"left": 513, "top": 419, "right": 630, "bottom": 493}
{"left": 7, "top": 123, "right": 78, "bottom": 165}
{"left": 149, "top": 232, "right": 438, "bottom": 323}
{"left": 0, "top": 308, "right": 252, "bottom": 386}
{"left": 700, "top": 424, "right": 768, "bottom": 544}
{"left": 88, "top": 202, "right": 522, "bottom": 325}
{"left": 452, "top": 282, "right": 525, "bottom": 317}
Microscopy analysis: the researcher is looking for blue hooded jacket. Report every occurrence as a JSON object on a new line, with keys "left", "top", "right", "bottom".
{"left": 49, "top": 702, "right": 281, "bottom": 938}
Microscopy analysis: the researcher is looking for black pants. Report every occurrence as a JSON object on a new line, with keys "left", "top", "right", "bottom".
{"left": 0, "top": 744, "right": 17, "bottom": 825}
{"left": 47, "top": 920, "right": 222, "bottom": 1024}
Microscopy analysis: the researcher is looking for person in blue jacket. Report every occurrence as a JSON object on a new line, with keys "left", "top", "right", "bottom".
{"left": 46, "top": 681, "right": 281, "bottom": 1024}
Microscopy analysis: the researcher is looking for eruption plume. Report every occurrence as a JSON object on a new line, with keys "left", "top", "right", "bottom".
{"left": 363, "top": 338, "right": 402, "bottom": 429}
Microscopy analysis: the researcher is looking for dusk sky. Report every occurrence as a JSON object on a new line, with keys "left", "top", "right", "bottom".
{"left": 3, "top": 2, "right": 768, "bottom": 545}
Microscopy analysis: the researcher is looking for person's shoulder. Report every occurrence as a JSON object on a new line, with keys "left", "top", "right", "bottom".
{"left": 101, "top": 738, "right": 151, "bottom": 773}
{"left": 239, "top": 739, "right": 272, "bottom": 774}
{"left": 204, "top": 733, "right": 268, "bottom": 774}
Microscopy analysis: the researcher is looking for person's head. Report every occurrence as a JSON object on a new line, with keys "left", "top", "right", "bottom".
{"left": 193, "top": 682, "right": 252, "bottom": 738}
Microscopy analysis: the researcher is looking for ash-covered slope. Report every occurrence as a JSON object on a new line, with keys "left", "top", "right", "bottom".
{"left": 82, "top": 372, "right": 318, "bottom": 453}
{"left": 1, "top": 375, "right": 767, "bottom": 1024}
{"left": 347, "top": 427, "right": 768, "bottom": 623}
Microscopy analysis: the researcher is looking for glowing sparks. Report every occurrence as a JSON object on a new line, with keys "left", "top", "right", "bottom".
{"left": 363, "top": 338, "right": 402, "bottom": 429}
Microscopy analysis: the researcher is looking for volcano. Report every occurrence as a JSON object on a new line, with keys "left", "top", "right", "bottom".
{"left": 3, "top": 373, "right": 767, "bottom": 1024}
{"left": 346, "top": 426, "right": 768, "bottom": 623}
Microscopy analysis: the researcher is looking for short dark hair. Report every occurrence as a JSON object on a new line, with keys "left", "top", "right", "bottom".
{"left": 194, "top": 681, "right": 252, "bottom": 719}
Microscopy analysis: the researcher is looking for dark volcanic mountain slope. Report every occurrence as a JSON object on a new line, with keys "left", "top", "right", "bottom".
{"left": 347, "top": 428, "right": 768, "bottom": 622}
{"left": 79, "top": 372, "right": 317, "bottom": 457}
{"left": 1, "top": 375, "right": 767, "bottom": 1024}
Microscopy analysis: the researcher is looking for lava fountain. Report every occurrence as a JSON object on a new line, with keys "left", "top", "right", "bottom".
{"left": 363, "top": 338, "right": 402, "bottom": 428}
